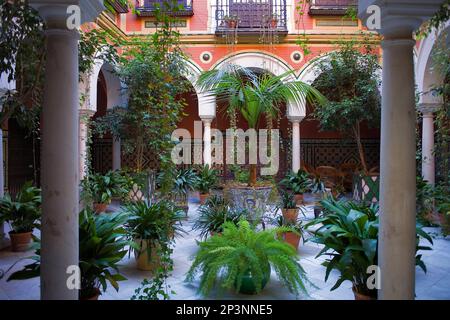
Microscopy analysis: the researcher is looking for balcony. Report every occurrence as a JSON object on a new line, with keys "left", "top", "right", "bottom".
{"left": 308, "top": 0, "right": 357, "bottom": 16}
{"left": 214, "top": 0, "right": 288, "bottom": 36}
{"left": 135, "top": 0, "right": 194, "bottom": 17}
{"left": 104, "top": 0, "right": 130, "bottom": 14}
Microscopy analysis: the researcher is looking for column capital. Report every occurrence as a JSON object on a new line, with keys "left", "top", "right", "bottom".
{"left": 418, "top": 103, "right": 441, "bottom": 116}
{"left": 30, "top": 0, "right": 104, "bottom": 29}
{"left": 201, "top": 116, "right": 214, "bottom": 124}
{"left": 287, "top": 116, "right": 303, "bottom": 123}
{"left": 358, "top": 0, "right": 445, "bottom": 38}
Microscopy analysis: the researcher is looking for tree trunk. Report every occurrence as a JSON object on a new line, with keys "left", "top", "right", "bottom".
{"left": 353, "top": 123, "right": 368, "bottom": 174}
{"left": 249, "top": 164, "right": 257, "bottom": 186}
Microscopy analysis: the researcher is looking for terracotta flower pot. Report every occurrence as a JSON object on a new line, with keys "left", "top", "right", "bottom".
{"left": 199, "top": 193, "right": 209, "bottom": 205}
{"left": 81, "top": 288, "right": 101, "bottom": 300}
{"left": 283, "top": 232, "right": 300, "bottom": 250}
{"left": 226, "top": 20, "right": 237, "bottom": 28}
{"left": 270, "top": 19, "right": 278, "bottom": 28}
{"left": 93, "top": 203, "right": 108, "bottom": 214}
{"left": 9, "top": 231, "right": 32, "bottom": 252}
{"left": 282, "top": 208, "right": 299, "bottom": 223}
{"left": 294, "top": 193, "right": 303, "bottom": 206}
{"left": 352, "top": 286, "right": 376, "bottom": 300}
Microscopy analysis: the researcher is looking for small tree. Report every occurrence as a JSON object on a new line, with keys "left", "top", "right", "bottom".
{"left": 313, "top": 40, "right": 381, "bottom": 174}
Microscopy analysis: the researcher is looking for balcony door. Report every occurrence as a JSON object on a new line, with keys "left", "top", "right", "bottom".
{"left": 229, "top": 0, "right": 272, "bottom": 29}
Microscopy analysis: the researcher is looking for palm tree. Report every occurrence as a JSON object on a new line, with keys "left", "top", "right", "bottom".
{"left": 197, "top": 64, "right": 325, "bottom": 186}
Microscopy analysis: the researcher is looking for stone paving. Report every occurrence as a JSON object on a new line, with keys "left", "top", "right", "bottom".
{"left": 1, "top": 200, "right": 449, "bottom": 300}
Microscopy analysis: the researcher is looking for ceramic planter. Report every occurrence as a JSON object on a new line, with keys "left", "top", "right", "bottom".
{"left": 225, "top": 185, "right": 273, "bottom": 223}
{"left": 9, "top": 231, "right": 32, "bottom": 252}
{"left": 236, "top": 264, "right": 271, "bottom": 295}
{"left": 281, "top": 208, "right": 299, "bottom": 223}
{"left": 134, "top": 239, "right": 161, "bottom": 272}
{"left": 283, "top": 231, "right": 300, "bottom": 250}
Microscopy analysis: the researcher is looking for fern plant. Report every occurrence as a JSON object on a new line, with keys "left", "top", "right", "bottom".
{"left": 186, "top": 220, "right": 310, "bottom": 297}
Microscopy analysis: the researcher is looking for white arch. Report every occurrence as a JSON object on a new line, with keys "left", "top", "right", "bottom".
{"left": 416, "top": 21, "right": 450, "bottom": 103}
{"left": 212, "top": 51, "right": 305, "bottom": 118}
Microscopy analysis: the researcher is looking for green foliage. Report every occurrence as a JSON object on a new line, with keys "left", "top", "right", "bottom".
{"left": 186, "top": 220, "right": 310, "bottom": 297}
{"left": 416, "top": 176, "right": 435, "bottom": 225}
{"left": 280, "top": 170, "right": 311, "bottom": 194}
{"left": 172, "top": 167, "right": 199, "bottom": 197}
{"left": 195, "top": 165, "right": 219, "bottom": 194}
{"left": 306, "top": 198, "right": 433, "bottom": 298}
{"left": 192, "top": 195, "right": 246, "bottom": 240}
{"left": 0, "top": 181, "right": 41, "bottom": 233}
{"left": 277, "top": 190, "right": 297, "bottom": 209}
{"left": 82, "top": 171, "right": 128, "bottom": 204}
{"left": 229, "top": 165, "right": 250, "bottom": 184}
{"left": 416, "top": 0, "right": 450, "bottom": 38}
{"left": 7, "top": 209, "right": 131, "bottom": 299}
{"left": 309, "top": 174, "right": 326, "bottom": 194}
{"left": 313, "top": 40, "right": 381, "bottom": 173}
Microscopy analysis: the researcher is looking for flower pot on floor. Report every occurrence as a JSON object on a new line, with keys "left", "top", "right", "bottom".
{"left": 199, "top": 193, "right": 209, "bottom": 205}
{"left": 81, "top": 288, "right": 101, "bottom": 300}
{"left": 93, "top": 203, "right": 108, "bottom": 214}
{"left": 282, "top": 208, "right": 299, "bottom": 223}
{"left": 294, "top": 193, "right": 304, "bottom": 206}
{"left": 352, "top": 286, "right": 376, "bottom": 300}
{"left": 225, "top": 185, "right": 273, "bottom": 223}
{"left": 236, "top": 264, "right": 271, "bottom": 295}
{"left": 283, "top": 231, "right": 300, "bottom": 250}
{"left": 134, "top": 239, "right": 161, "bottom": 272}
{"left": 9, "top": 231, "right": 32, "bottom": 252}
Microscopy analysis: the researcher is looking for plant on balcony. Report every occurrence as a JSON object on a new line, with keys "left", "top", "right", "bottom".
{"left": 195, "top": 165, "right": 219, "bottom": 204}
{"left": 223, "top": 15, "right": 240, "bottom": 28}
{"left": 305, "top": 198, "right": 433, "bottom": 300}
{"left": 197, "top": 64, "right": 325, "bottom": 186}
{"left": 7, "top": 208, "right": 131, "bottom": 300}
{"left": 0, "top": 182, "right": 41, "bottom": 252}
{"left": 192, "top": 195, "right": 246, "bottom": 240}
{"left": 186, "top": 220, "right": 310, "bottom": 296}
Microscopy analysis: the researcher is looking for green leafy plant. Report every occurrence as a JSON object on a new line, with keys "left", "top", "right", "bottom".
{"left": 312, "top": 40, "right": 381, "bottom": 174}
{"left": 0, "top": 181, "right": 41, "bottom": 233}
{"left": 309, "top": 174, "right": 327, "bottom": 194}
{"left": 280, "top": 170, "right": 311, "bottom": 194}
{"left": 197, "top": 64, "right": 325, "bottom": 186}
{"left": 172, "top": 167, "right": 199, "bottom": 197}
{"left": 186, "top": 220, "right": 310, "bottom": 297}
{"left": 83, "top": 171, "right": 127, "bottom": 204}
{"left": 416, "top": 175, "right": 435, "bottom": 225}
{"left": 278, "top": 190, "right": 297, "bottom": 209}
{"left": 306, "top": 198, "right": 433, "bottom": 298}
{"left": 195, "top": 165, "right": 218, "bottom": 194}
{"left": 192, "top": 195, "right": 246, "bottom": 240}
{"left": 7, "top": 208, "right": 131, "bottom": 299}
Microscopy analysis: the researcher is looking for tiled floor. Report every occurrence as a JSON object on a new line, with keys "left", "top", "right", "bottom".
{"left": 1, "top": 200, "right": 449, "bottom": 300}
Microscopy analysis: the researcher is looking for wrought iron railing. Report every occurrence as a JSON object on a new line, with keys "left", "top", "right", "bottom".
{"left": 214, "top": 0, "right": 287, "bottom": 33}
{"left": 309, "top": 0, "right": 357, "bottom": 15}
{"left": 135, "top": 0, "right": 194, "bottom": 16}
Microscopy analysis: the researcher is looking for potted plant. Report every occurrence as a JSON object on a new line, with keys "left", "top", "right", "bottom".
{"left": 280, "top": 170, "right": 311, "bottom": 205}
{"left": 277, "top": 190, "right": 299, "bottom": 222}
{"left": 267, "top": 14, "right": 278, "bottom": 28}
{"left": 309, "top": 174, "right": 328, "bottom": 218}
{"left": 84, "top": 171, "right": 126, "bottom": 214}
{"left": 195, "top": 165, "right": 219, "bottom": 204}
{"left": 0, "top": 182, "right": 41, "bottom": 252}
{"left": 197, "top": 65, "right": 324, "bottom": 215}
{"left": 171, "top": 167, "right": 198, "bottom": 215}
{"left": 305, "top": 198, "right": 433, "bottom": 300}
{"left": 7, "top": 208, "right": 131, "bottom": 300}
{"left": 186, "top": 220, "right": 311, "bottom": 296}
{"left": 270, "top": 214, "right": 304, "bottom": 250}
{"left": 192, "top": 195, "right": 245, "bottom": 240}
{"left": 123, "top": 199, "right": 184, "bottom": 271}
{"left": 224, "top": 15, "right": 239, "bottom": 29}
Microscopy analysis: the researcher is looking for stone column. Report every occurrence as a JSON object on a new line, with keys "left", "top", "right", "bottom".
{"left": 419, "top": 104, "right": 440, "bottom": 186}
{"left": 289, "top": 117, "right": 301, "bottom": 173}
{"left": 358, "top": 0, "right": 443, "bottom": 300}
{"left": 112, "top": 138, "right": 121, "bottom": 171}
{"left": 31, "top": 0, "right": 104, "bottom": 300}
{"left": 202, "top": 118, "right": 213, "bottom": 166}
{"left": 79, "top": 109, "right": 95, "bottom": 179}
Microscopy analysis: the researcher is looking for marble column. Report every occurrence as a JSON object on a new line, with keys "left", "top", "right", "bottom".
{"left": 289, "top": 117, "right": 301, "bottom": 173}
{"left": 30, "top": 0, "right": 105, "bottom": 300}
{"left": 79, "top": 109, "right": 95, "bottom": 179}
{"left": 202, "top": 118, "right": 213, "bottom": 166}
{"left": 419, "top": 104, "right": 440, "bottom": 186}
